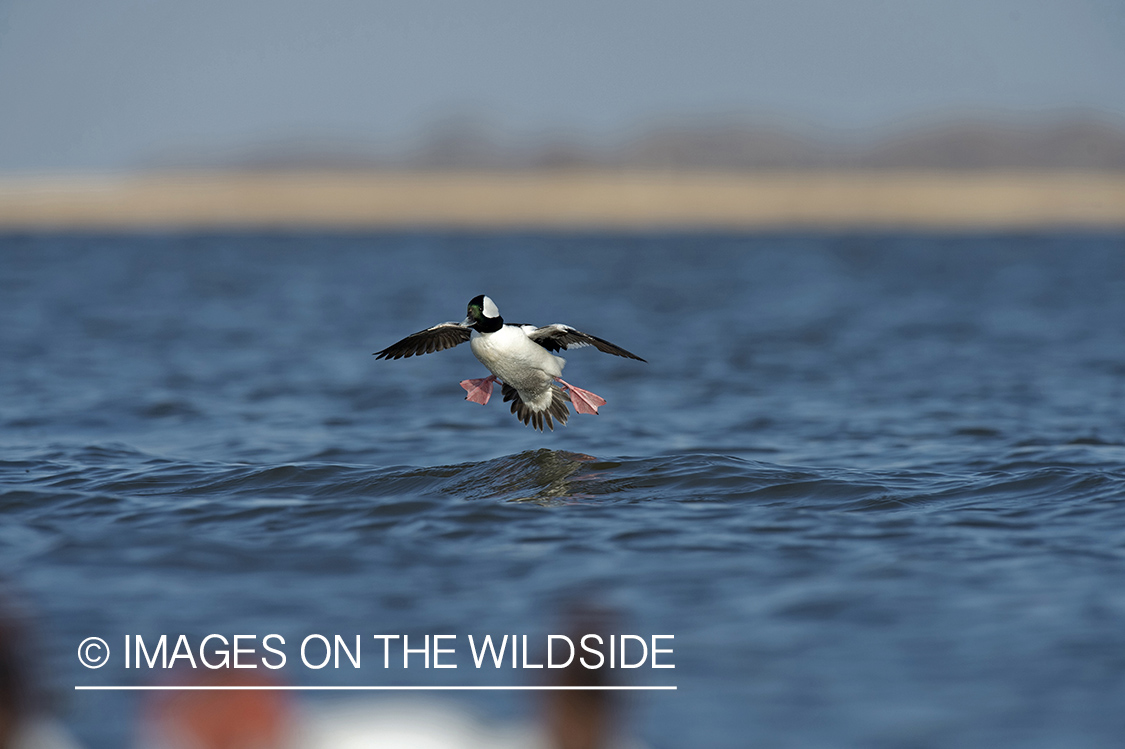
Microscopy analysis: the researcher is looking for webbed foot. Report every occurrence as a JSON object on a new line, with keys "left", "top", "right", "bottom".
{"left": 460, "top": 375, "right": 498, "bottom": 405}
{"left": 557, "top": 378, "right": 607, "bottom": 415}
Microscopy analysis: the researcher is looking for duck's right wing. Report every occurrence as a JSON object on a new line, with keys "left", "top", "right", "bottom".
{"left": 373, "top": 322, "right": 472, "bottom": 359}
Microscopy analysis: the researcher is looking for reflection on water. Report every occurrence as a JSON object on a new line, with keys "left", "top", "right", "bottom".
{"left": 441, "top": 449, "right": 601, "bottom": 505}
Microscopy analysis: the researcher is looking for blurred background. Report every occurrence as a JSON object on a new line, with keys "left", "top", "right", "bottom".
{"left": 1, "top": 0, "right": 1124, "bottom": 228}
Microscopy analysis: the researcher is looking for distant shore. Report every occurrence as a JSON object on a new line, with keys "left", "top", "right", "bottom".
{"left": 2, "top": 170, "right": 1124, "bottom": 230}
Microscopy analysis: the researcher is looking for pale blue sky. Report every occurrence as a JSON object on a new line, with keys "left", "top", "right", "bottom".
{"left": 1, "top": 0, "right": 1123, "bottom": 171}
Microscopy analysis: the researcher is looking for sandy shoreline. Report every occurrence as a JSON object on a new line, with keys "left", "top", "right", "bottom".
{"left": 2, "top": 170, "right": 1124, "bottom": 230}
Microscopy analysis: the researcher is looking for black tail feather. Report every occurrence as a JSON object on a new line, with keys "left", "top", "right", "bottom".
{"left": 501, "top": 382, "right": 570, "bottom": 432}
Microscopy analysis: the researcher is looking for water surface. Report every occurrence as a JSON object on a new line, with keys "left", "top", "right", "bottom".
{"left": 2, "top": 232, "right": 1124, "bottom": 747}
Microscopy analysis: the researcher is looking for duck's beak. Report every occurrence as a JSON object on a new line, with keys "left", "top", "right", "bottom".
{"left": 462, "top": 315, "right": 475, "bottom": 327}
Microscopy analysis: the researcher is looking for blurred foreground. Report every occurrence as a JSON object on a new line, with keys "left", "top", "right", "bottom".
{"left": 3, "top": 595, "right": 642, "bottom": 749}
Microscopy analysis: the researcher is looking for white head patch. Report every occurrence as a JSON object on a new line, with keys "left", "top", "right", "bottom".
{"left": 482, "top": 296, "right": 500, "bottom": 318}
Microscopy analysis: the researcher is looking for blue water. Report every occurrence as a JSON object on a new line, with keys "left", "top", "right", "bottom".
{"left": 2, "top": 232, "right": 1125, "bottom": 747}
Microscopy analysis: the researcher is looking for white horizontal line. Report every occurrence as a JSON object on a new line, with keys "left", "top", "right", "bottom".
{"left": 75, "top": 685, "right": 676, "bottom": 691}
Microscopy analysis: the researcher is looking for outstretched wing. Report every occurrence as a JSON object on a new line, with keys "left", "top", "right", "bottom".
{"left": 525, "top": 324, "right": 646, "bottom": 362}
{"left": 373, "top": 322, "right": 472, "bottom": 359}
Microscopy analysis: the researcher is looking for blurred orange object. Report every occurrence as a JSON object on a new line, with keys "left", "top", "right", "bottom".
{"left": 140, "top": 671, "right": 293, "bottom": 749}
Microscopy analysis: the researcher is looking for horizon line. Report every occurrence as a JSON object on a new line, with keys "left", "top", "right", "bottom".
{"left": 4, "top": 170, "right": 1125, "bottom": 230}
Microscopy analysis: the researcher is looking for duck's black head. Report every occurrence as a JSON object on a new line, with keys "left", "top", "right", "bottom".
{"left": 464, "top": 295, "right": 504, "bottom": 333}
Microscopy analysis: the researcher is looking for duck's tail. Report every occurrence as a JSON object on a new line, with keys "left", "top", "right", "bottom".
{"left": 501, "top": 382, "right": 571, "bottom": 432}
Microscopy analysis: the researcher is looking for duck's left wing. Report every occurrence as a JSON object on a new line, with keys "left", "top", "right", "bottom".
{"left": 525, "top": 324, "right": 646, "bottom": 362}
{"left": 373, "top": 322, "right": 472, "bottom": 359}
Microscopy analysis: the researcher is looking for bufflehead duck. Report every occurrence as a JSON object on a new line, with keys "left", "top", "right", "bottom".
{"left": 374, "top": 295, "right": 645, "bottom": 431}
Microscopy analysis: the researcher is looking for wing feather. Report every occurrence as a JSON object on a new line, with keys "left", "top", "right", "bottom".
{"left": 526, "top": 324, "right": 646, "bottom": 362}
{"left": 373, "top": 322, "right": 471, "bottom": 360}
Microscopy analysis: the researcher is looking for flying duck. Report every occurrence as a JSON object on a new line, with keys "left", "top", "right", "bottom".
{"left": 374, "top": 295, "right": 645, "bottom": 431}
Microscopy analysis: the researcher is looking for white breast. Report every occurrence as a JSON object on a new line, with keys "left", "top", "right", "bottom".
{"left": 470, "top": 326, "right": 565, "bottom": 389}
